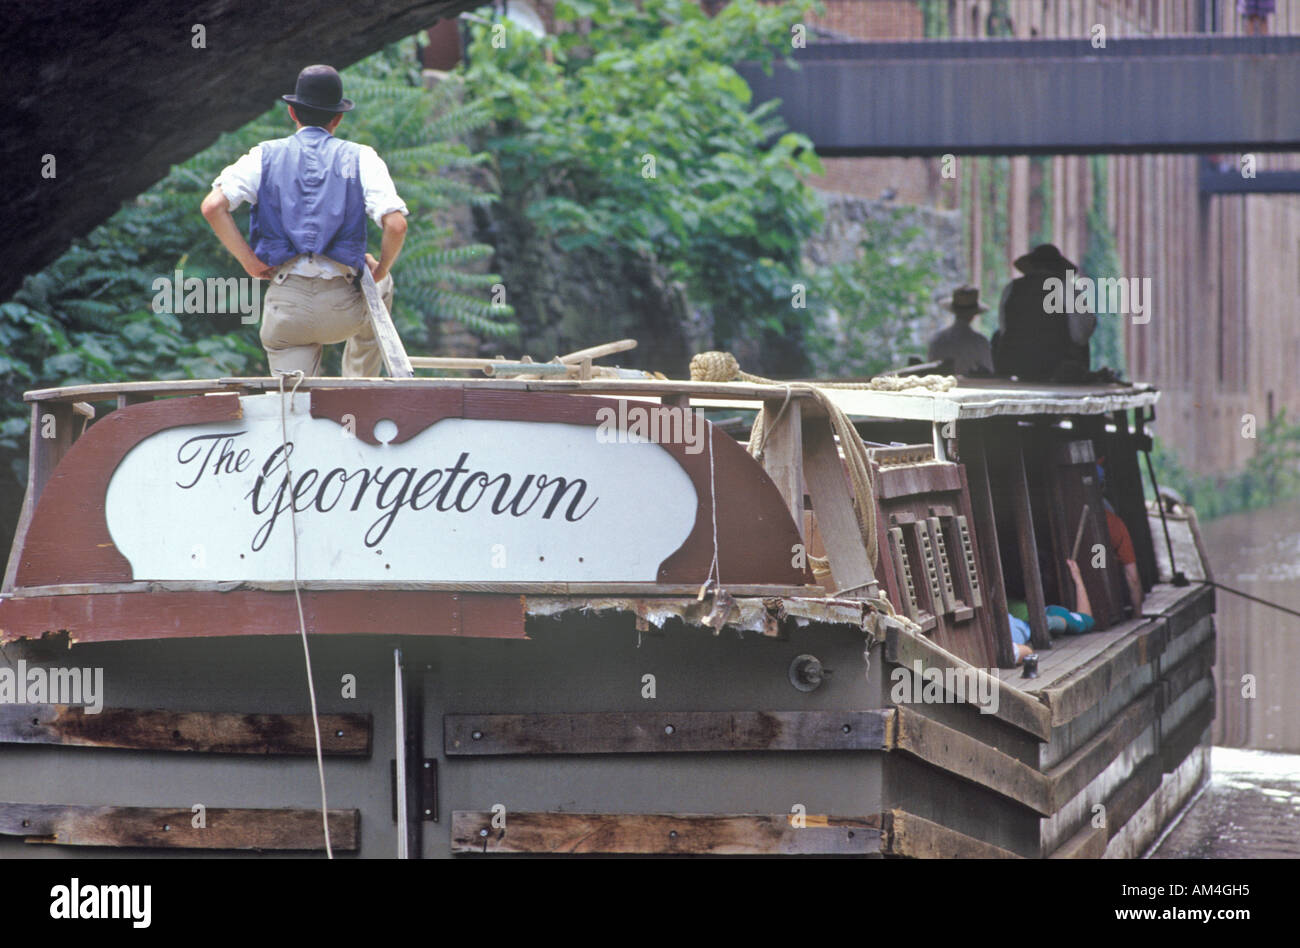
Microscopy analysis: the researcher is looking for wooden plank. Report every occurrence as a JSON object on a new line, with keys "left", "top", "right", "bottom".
{"left": 1039, "top": 617, "right": 1167, "bottom": 726}
{"left": 1048, "top": 821, "right": 1108, "bottom": 859}
{"left": 0, "top": 802, "right": 358, "bottom": 851}
{"left": 24, "top": 376, "right": 820, "bottom": 405}
{"left": 359, "top": 266, "right": 413, "bottom": 378}
{"left": 9, "top": 580, "right": 815, "bottom": 599}
{"left": 0, "top": 706, "right": 372, "bottom": 756}
{"left": 1162, "top": 636, "right": 1216, "bottom": 710}
{"left": 1101, "top": 754, "right": 1165, "bottom": 842}
{"left": 28, "top": 401, "right": 74, "bottom": 502}
{"left": 874, "top": 463, "right": 963, "bottom": 499}
{"left": 450, "top": 811, "right": 881, "bottom": 855}
{"left": 884, "top": 625, "right": 1052, "bottom": 740}
{"left": 962, "top": 427, "right": 1016, "bottom": 668}
{"left": 1160, "top": 696, "right": 1214, "bottom": 773}
{"left": 1005, "top": 425, "right": 1052, "bottom": 651}
{"left": 892, "top": 706, "right": 1053, "bottom": 815}
{"left": 1045, "top": 692, "right": 1158, "bottom": 811}
{"left": 759, "top": 399, "right": 804, "bottom": 537}
{"left": 884, "top": 809, "right": 1020, "bottom": 859}
{"left": 802, "top": 422, "right": 877, "bottom": 597}
{"left": 444, "top": 710, "right": 894, "bottom": 755}
{"left": 557, "top": 338, "right": 638, "bottom": 364}
{"left": 1, "top": 481, "right": 35, "bottom": 595}
{"left": 0, "top": 588, "right": 526, "bottom": 646}
{"left": 115, "top": 392, "right": 154, "bottom": 410}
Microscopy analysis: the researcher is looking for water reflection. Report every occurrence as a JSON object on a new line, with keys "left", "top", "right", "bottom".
{"left": 1151, "top": 748, "right": 1300, "bottom": 858}
{"left": 1198, "top": 500, "right": 1300, "bottom": 752}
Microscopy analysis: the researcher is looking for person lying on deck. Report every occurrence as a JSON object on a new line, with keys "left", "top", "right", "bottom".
{"left": 1007, "top": 558, "right": 1095, "bottom": 663}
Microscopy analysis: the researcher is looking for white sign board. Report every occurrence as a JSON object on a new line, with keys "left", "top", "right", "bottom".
{"left": 105, "top": 394, "right": 698, "bottom": 582}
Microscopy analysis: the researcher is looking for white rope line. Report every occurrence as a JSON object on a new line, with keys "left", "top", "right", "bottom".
{"left": 276, "top": 369, "right": 333, "bottom": 860}
{"left": 697, "top": 425, "right": 722, "bottom": 602}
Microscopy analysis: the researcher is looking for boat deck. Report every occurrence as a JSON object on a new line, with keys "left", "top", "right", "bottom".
{"left": 994, "top": 580, "right": 1209, "bottom": 695}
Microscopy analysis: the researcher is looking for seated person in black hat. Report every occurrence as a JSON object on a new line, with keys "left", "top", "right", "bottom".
{"left": 928, "top": 285, "right": 994, "bottom": 375}
{"left": 201, "top": 64, "right": 408, "bottom": 378}
{"left": 992, "top": 243, "right": 1096, "bottom": 382}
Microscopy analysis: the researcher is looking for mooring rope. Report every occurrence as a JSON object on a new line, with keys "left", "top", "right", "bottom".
{"left": 276, "top": 369, "right": 333, "bottom": 860}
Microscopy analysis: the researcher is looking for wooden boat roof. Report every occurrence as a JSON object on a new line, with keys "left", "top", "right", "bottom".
{"left": 24, "top": 375, "right": 1159, "bottom": 423}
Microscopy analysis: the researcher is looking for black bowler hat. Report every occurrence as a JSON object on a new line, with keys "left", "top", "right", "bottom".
{"left": 282, "top": 64, "right": 354, "bottom": 113}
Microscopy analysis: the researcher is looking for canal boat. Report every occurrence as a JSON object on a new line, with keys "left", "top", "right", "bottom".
{"left": 0, "top": 366, "right": 1215, "bottom": 858}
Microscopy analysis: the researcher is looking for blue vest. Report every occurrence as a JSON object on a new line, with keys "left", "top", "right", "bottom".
{"left": 250, "top": 127, "right": 368, "bottom": 271}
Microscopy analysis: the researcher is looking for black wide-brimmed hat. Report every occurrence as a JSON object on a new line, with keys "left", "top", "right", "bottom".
{"left": 1014, "top": 243, "right": 1077, "bottom": 274}
{"left": 944, "top": 285, "right": 989, "bottom": 315}
{"left": 282, "top": 64, "right": 354, "bottom": 113}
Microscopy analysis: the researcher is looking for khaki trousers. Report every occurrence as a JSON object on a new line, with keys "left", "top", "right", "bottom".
{"left": 260, "top": 271, "right": 395, "bottom": 378}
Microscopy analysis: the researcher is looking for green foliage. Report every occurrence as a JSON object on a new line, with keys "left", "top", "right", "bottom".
{"left": 1, "top": 42, "right": 509, "bottom": 455}
{"left": 980, "top": 157, "right": 1011, "bottom": 308}
{"left": 918, "top": 0, "right": 950, "bottom": 37}
{"left": 1082, "top": 155, "right": 1125, "bottom": 374}
{"left": 460, "top": 0, "right": 825, "bottom": 360}
{"left": 806, "top": 209, "right": 944, "bottom": 376}
{"left": 1028, "top": 155, "right": 1054, "bottom": 248}
{"left": 1150, "top": 411, "right": 1300, "bottom": 520}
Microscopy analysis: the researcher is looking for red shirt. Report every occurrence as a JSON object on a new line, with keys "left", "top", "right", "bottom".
{"left": 1107, "top": 509, "right": 1137, "bottom": 566}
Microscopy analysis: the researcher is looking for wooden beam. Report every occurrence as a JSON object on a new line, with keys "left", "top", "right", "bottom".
{"left": 557, "top": 339, "right": 638, "bottom": 364}
{"left": 1100, "top": 754, "right": 1165, "bottom": 842}
{"left": 1039, "top": 617, "right": 1167, "bottom": 727}
{"left": 1162, "top": 636, "right": 1216, "bottom": 710}
{"left": 1005, "top": 425, "right": 1052, "bottom": 650}
{"left": 1160, "top": 697, "right": 1214, "bottom": 773}
{"left": 28, "top": 401, "right": 74, "bottom": 503}
{"left": 360, "top": 267, "right": 414, "bottom": 378}
{"left": 0, "top": 706, "right": 372, "bottom": 756}
{"left": 444, "top": 709, "right": 895, "bottom": 755}
{"left": 450, "top": 811, "right": 881, "bottom": 855}
{"left": 802, "top": 422, "right": 877, "bottom": 597}
{"left": 883, "top": 809, "right": 1020, "bottom": 859}
{"left": 1048, "top": 821, "right": 1107, "bottom": 858}
{"left": 759, "top": 399, "right": 804, "bottom": 538}
{"left": 962, "top": 427, "right": 1016, "bottom": 668}
{"left": 884, "top": 625, "right": 1052, "bottom": 740}
{"left": 10, "top": 580, "right": 816, "bottom": 599}
{"left": 1044, "top": 692, "right": 1158, "bottom": 811}
{"left": 892, "top": 706, "right": 1053, "bottom": 815}
{"left": 115, "top": 392, "right": 153, "bottom": 411}
{"left": 0, "top": 803, "right": 358, "bottom": 851}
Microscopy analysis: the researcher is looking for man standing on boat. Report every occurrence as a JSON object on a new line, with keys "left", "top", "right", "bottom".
{"left": 200, "top": 64, "right": 409, "bottom": 377}
{"left": 927, "top": 285, "right": 994, "bottom": 375}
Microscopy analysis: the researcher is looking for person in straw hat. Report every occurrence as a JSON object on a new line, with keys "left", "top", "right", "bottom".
{"left": 927, "top": 285, "right": 994, "bottom": 376}
{"left": 201, "top": 64, "right": 409, "bottom": 377}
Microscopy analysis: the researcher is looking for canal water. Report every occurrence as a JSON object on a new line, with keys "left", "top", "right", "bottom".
{"left": 1149, "top": 499, "right": 1300, "bottom": 857}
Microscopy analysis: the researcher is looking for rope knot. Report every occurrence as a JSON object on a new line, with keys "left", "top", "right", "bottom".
{"left": 690, "top": 350, "right": 741, "bottom": 383}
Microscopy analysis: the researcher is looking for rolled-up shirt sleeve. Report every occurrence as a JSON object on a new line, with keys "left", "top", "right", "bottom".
{"left": 212, "top": 145, "right": 263, "bottom": 211}
{"left": 358, "top": 145, "right": 409, "bottom": 226}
